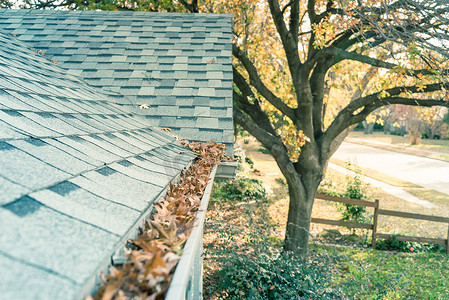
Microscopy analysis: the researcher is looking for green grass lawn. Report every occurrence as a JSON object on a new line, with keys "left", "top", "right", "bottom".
{"left": 318, "top": 245, "right": 449, "bottom": 299}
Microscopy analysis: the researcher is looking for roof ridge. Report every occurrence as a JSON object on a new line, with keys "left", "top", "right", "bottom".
{"left": 0, "top": 8, "right": 233, "bottom": 18}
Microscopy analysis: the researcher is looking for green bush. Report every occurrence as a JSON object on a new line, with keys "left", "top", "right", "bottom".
{"left": 338, "top": 160, "right": 372, "bottom": 225}
{"left": 375, "top": 235, "right": 446, "bottom": 253}
{"left": 245, "top": 156, "right": 255, "bottom": 169}
{"left": 233, "top": 147, "right": 255, "bottom": 174}
{"left": 213, "top": 147, "right": 268, "bottom": 203}
{"left": 214, "top": 250, "right": 344, "bottom": 300}
{"left": 209, "top": 150, "right": 342, "bottom": 299}
{"left": 257, "top": 147, "right": 271, "bottom": 154}
{"left": 212, "top": 176, "right": 268, "bottom": 203}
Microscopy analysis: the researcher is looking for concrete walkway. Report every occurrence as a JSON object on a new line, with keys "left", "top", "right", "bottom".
{"left": 328, "top": 163, "right": 437, "bottom": 209}
{"left": 346, "top": 137, "right": 449, "bottom": 160}
{"left": 333, "top": 142, "right": 449, "bottom": 195}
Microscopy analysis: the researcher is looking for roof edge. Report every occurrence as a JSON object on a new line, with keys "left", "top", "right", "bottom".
{"left": 0, "top": 8, "right": 233, "bottom": 18}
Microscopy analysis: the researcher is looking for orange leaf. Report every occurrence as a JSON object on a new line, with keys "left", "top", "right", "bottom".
{"left": 101, "top": 282, "right": 120, "bottom": 300}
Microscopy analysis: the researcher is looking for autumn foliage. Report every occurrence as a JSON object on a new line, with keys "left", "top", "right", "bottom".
{"left": 89, "top": 140, "right": 230, "bottom": 300}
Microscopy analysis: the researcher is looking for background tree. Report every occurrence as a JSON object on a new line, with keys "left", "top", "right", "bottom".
{"left": 394, "top": 105, "right": 448, "bottom": 143}
{"left": 5, "top": 0, "right": 449, "bottom": 257}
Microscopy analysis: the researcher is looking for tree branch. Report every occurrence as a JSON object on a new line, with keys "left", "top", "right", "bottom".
{"left": 310, "top": 58, "right": 335, "bottom": 138}
{"left": 289, "top": 0, "right": 300, "bottom": 47}
{"left": 307, "top": 0, "right": 316, "bottom": 22}
{"left": 179, "top": 0, "right": 198, "bottom": 13}
{"left": 234, "top": 107, "right": 298, "bottom": 179}
{"left": 346, "top": 83, "right": 448, "bottom": 114}
{"left": 268, "top": 0, "right": 302, "bottom": 79}
{"left": 233, "top": 106, "right": 277, "bottom": 150}
{"left": 268, "top": 0, "right": 291, "bottom": 47}
{"left": 322, "top": 82, "right": 449, "bottom": 151}
{"left": 233, "top": 69, "right": 278, "bottom": 136}
{"left": 342, "top": 97, "right": 449, "bottom": 135}
{"left": 315, "top": 8, "right": 346, "bottom": 23}
{"left": 233, "top": 45, "right": 296, "bottom": 122}
{"left": 304, "top": 46, "right": 445, "bottom": 79}
{"left": 281, "top": 0, "right": 294, "bottom": 15}
{"left": 333, "top": 48, "right": 443, "bottom": 76}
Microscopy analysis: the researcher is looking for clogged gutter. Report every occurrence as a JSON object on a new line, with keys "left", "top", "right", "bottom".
{"left": 88, "top": 141, "right": 232, "bottom": 300}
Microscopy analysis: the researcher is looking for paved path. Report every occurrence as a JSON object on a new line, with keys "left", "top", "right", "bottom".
{"left": 328, "top": 163, "right": 437, "bottom": 208}
{"left": 332, "top": 142, "right": 449, "bottom": 195}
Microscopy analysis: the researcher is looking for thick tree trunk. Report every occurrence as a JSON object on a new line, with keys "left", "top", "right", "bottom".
{"left": 282, "top": 169, "right": 322, "bottom": 256}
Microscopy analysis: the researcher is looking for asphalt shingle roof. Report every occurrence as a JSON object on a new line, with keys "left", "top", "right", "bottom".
{"left": 0, "top": 9, "right": 234, "bottom": 152}
{"left": 0, "top": 30, "right": 196, "bottom": 299}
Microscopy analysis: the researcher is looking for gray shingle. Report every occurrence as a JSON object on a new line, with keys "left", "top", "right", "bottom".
{"left": 21, "top": 112, "right": 86, "bottom": 136}
{"left": 138, "top": 86, "right": 155, "bottom": 95}
{"left": 0, "top": 200, "right": 119, "bottom": 284}
{"left": 0, "top": 110, "right": 59, "bottom": 137}
{"left": 73, "top": 170, "right": 161, "bottom": 211}
{"left": 0, "top": 119, "right": 27, "bottom": 140}
{"left": 174, "top": 117, "right": 196, "bottom": 128}
{"left": 99, "top": 133, "right": 144, "bottom": 154}
{"left": 0, "top": 89, "right": 36, "bottom": 111}
{"left": 0, "top": 254, "right": 78, "bottom": 300}
{"left": 82, "top": 134, "right": 131, "bottom": 157}
{"left": 113, "top": 132, "right": 151, "bottom": 151}
{"left": 0, "top": 142, "right": 70, "bottom": 194}
{"left": 197, "top": 87, "right": 216, "bottom": 97}
{"left": 31, "top": 186, "right": 140, "bottom": 235}
{"left": 194, "top": 106, "right": 211, "bottom": 117}
{"left": 8, "top": 139, "right": 92, "bottom": 175}
{"left": 54, "top": 114, "right": 100, "bottom": 134}
{"left": 44, "top": 137, "right": 102, "bottom": 166}
{"left": 57, "top": 136, "right": 119, "bottom": 164}
{"left": 0, "top": 176, "right": 30, "bottom": 205}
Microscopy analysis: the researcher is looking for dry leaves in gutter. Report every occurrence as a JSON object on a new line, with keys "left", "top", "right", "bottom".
{"left": 88, "top": 141, "right": 232, "bottom": 300}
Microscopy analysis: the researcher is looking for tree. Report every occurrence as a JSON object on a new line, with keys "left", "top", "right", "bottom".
{"left": 6, "top": 0, "right": 449, "bottom": 257}
{"left": 232, "top": 0, "right": 449, "bottom": 256}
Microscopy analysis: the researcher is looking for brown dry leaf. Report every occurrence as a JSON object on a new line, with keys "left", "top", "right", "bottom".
{"left": 113, "top": 291, "right": 127, "bottom": 300}
{"left": 137, "top": 229, "right": 158, "bottom": 244}
{"left": 101, "top": 281, "right": 120, "bottom": 300}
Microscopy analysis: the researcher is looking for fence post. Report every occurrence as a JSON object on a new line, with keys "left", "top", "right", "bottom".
{"left": 371, "top": 199, "right": 380, "bottom": 249}
{"left": 446, "top": 224, "right": 449, "bottom": 255}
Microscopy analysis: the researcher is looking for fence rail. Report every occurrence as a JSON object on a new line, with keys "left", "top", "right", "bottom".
{"left": 312, "top": 193, "right": 449, "bottom": 254}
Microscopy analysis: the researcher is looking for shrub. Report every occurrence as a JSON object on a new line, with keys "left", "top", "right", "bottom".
{"left": 245, "top": 155, "right": 255, "bottom": 169}
{"left": 234, "top": 147, "right": 256, "bottom": 174}
{"left": 333, "top": 161, "right": 373, "bottom": 237}
{"left": 212, "top": 176, "right": 268, "bottom": 203}
{"left": 257, "top": 147, "right": 271, "bottom": 154}
{"left": 375, "top": 235, "right": 446, "bottom": 253}
{"left": 213, "top": 147, "right": 269, "bottom": 203}
{"left": 214, "top": 250, "right": 344, "bottom": 300}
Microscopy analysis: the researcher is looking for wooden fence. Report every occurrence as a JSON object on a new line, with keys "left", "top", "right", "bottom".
{"left": 312, "top": 194, "right": 449, "bottom": 254}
